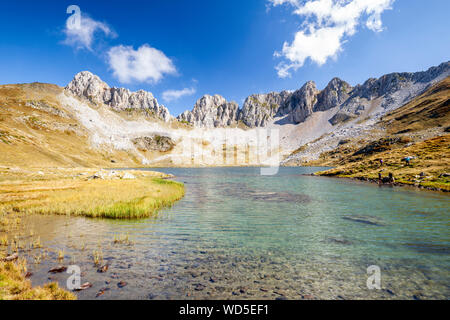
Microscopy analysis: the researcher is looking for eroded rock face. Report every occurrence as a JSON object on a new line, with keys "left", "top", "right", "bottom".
{"left": 177, "top": 94, "right": 239, "bottom": 128}
{"left": 132, "top": 135, "right": 175, "bottom": 152}
{"left": 328, "top": 111, "right": 356, "bottom": 126}
{"left": 279, "top": 81, "right": 319, "bottom": 124}
{"left": 239, "top": 91, "right": 291, "bottom": 127}
{"left": 65, "top": 72, "right": 171, "bottom": 122}
{"left": 66, "top": 61, "right": 450, "bottom": 129}
{"left": 335, "top": 61, "right": 450, "bottom": 124}
{"left": 315, "top": 78, "right": 352, "bottom": 112}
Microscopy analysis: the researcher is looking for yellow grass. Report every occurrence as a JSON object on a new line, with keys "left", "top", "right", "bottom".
{"left": 0, "top": 171, "right": 185, "bottom": 219}
{"left": 0, "top": 258, "right": 76, "bottom": 300}
{"left": 0, "top": 83, "right": 165, "bottom": 168}
{"left": 308, "top": 77, "right": 450, "bottom": 192}
{"left": 316, "top": 135, "right": 450, "bottom": 191}
{"left": 0, "top": 168, "right": 184, "bottom": 299}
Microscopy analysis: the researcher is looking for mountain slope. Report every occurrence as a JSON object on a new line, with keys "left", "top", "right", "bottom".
{"left": 310, "top": 77, "right": 450, "bottom": 191}
{"left": 381, "top": 77, "right": 450, "bottom": 134}
{"left": 0, "top": 83, "right": 144, "bottom": 168}
{"left": 178, "top": 61, "right": 450, "bottom": 129}
{"left": 0, "top": 62, "right": 449, "bottom": 170}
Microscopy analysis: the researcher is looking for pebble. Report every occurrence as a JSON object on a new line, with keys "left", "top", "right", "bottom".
{"left": 385, "top": 289, "right": 395, "bottom": 296}
{"left": 75, "top": 282, "right": 92, "bottom": 291}
{"left": 97, "top": 264, "right": 109, "bottom": 273}
{"left": 96, "top": 287, "right": 110, "bottom": 298}
{"left": 194, "top": 284, "right": 205, "bottom": 291}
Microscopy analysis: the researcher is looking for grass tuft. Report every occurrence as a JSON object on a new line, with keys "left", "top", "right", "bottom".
{"left": 0, "top": 259, "right": 75, "bottom": 300}
{"left": 0, "top": 175, "right": 185, "bottom": 219}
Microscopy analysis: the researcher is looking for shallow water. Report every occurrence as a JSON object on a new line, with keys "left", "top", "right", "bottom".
{"left": 6, "top": 167, "right": 450, "bottom": 299}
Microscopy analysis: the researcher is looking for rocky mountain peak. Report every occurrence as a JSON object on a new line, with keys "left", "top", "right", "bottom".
{"left": 65, "top": 61, "right": 450, "bottom": 129}
{"left": 279, "top": 81, "right": 319, "bottom": 124}
{"left": 65, "top": 72, "right": 171, "bottom": 122}
{"left": 330, "top": 61, "right": 450, "bottom": 125}
{"left": 315, "top": 77, "right": 352, "bottom": 112}
{"left": 239, "top": 91, "right": 291, "bottom": 127}
{"left": 177, "top": 94, "right": 239, "bottom": 128}
{"left": 65, "top": 71, "right": 109, "bottom": 105}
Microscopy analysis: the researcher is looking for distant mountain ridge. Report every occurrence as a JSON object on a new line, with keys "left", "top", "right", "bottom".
{"left": 1, "top": 61, "right": 449, "bottom": 169}
{"left": 66, "top": 62, "right": 450, "bottom": 130}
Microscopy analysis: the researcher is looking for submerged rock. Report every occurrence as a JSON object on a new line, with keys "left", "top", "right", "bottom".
{"left": 2, "top": 253, "right": 18, "bottom": 262}
{"left": 97, "top": 264, "right": 109, "bottom": 273}
{"left": 342, "top": 215, "right": 385, "bottom": 226}
{"left": 48, "top": 266, "right": 67, "bottom": 273}
{"left": 74, "top": 282, "right": 93, "bottom": 291}
{"left": 221, "top": 186, "right": 312, "bottom": 203}
{"left": 96, "top": 287, "right": 110, "bottom": 298}
{"left": 326, "top": 237, "right": 353, "bottom": 245}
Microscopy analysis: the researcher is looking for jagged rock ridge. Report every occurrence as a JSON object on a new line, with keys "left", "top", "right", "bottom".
{"left": 177, "top": 94, "right": 239, "bottom": 128}
{"left": 66, "top": 62, "right": 450, "bottom": 128}
{"left": 238, "top": 91, "right": 291, "bottom": 127}
{"left": 65, "top": 71, "right": 171, "bottom": 122}
{"left": 178, "top": 61, "right": 450, "bottom": 128}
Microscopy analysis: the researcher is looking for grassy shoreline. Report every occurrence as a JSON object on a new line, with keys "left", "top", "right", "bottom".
{"left": 0, "top": 168, "right": 185, "bottom": 219}
{"left": 0, "top": 167, "right": 185, "bottom": 300}
{"left": 311, "top": 135, "right": 450, "bottom": 193}
{"left": 0, "top": 258, "right": 76, "bottom": 300}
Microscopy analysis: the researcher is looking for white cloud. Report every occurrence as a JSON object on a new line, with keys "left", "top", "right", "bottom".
{"left": 107, "top": 44, "right": 177, "bottom": 84}
{"left": 63, "top": 14, "right": 114, "bottom": 50}
{"left": 270, "top": 0, "right": 395, "bottom": 78}
{"left": 162, "top": 87, "right": 196, "bottom": 102}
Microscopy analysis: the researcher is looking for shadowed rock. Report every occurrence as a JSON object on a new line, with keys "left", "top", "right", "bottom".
{"left": 342, "top": 215, "right": 385, "bottom": 226}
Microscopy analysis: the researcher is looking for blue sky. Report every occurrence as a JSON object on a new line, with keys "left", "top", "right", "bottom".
{"left": 0, "top": 0, "right": 449, "bottom": 116}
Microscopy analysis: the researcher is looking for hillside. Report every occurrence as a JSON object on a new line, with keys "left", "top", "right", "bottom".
{"left": 381, "top": 77, "right": 450, "bottom": 134}
{"left": 0, "top": 62, "right": 448, "bottom": 171}
{"left": 0, "top": 83, "right": 141, "bottom": 168}
{"left": 310, "top": 78, "right": 450, "bottom": 192}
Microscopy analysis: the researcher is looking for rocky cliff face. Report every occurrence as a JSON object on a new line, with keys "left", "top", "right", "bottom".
{"left": 66, "top": 61, "right": 450, "bottom": 129}
{"left": 65, "top": 72, "right": 171, "bottom": 122}
{"left": 314, "top": 78, "right": 352, "bottom": 112}
{"left": 238, "top": 91, "right": 291, "bottom": 127}
{"left": 278, "top": 81, "right": 319, "bottom": 124}
{"left": 335, "top": 61, "right": 450, "bottom": 124}
{"left": 177, "top": 94, "right": 239, "bottom": 128}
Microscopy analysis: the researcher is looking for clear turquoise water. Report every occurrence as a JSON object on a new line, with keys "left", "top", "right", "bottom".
{"left": 16, "top": 167, "right": 450, "bottom": 299}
